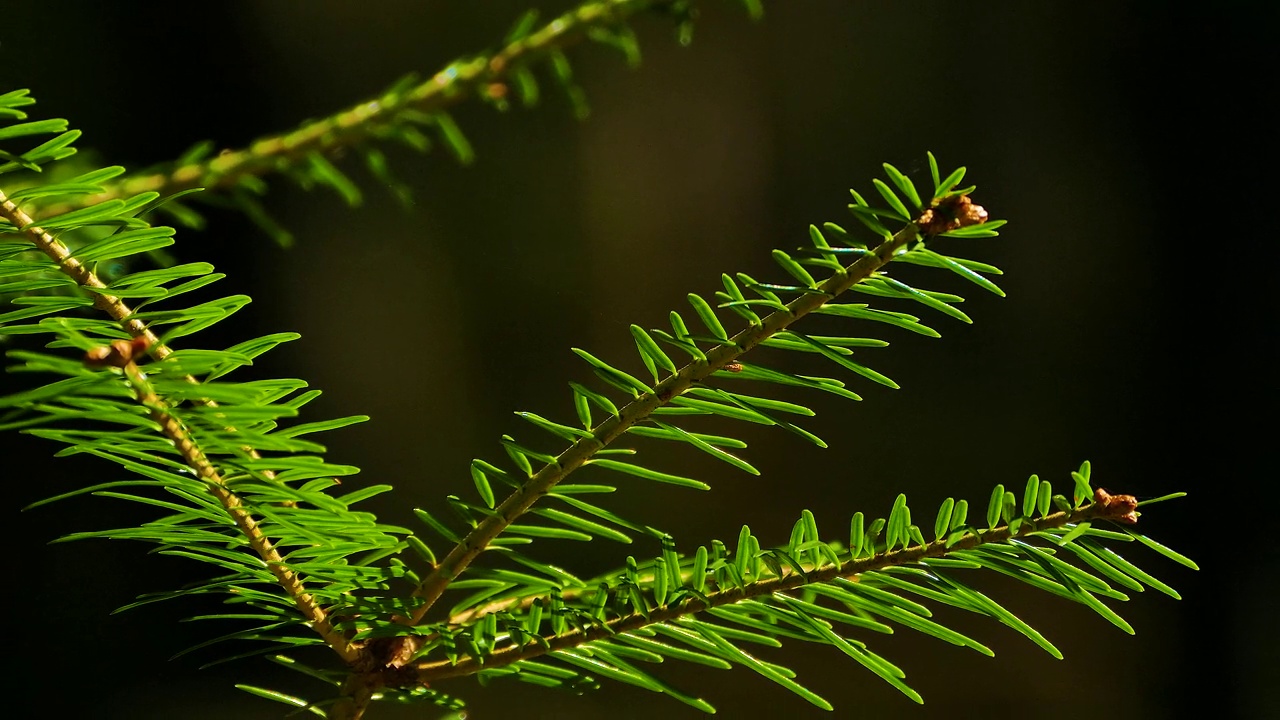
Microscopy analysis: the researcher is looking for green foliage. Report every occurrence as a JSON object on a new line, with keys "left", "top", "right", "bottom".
{"left": 1, "top": 4, "right": 1190, "bottom": 717}
{"left": 39, "top": 0, "right": 765, "bottom": 246}
{"left": 407, "top": 465, "right": 1188, "bottom": 712}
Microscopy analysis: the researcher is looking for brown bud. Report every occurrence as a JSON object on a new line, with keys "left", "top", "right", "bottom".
{"left": 723, "top": 361, "right": 744, "bottom": 373}
{"left": 917, "top": 193, "right": 989, "bottom": 236}
{"left": 1093, "top": 487, "right": 1139, "bottom": 524}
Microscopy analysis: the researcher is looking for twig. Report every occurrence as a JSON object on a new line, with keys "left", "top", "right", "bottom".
{"left": 0, "top": 188, "right": 356, "bottom": 662}
{"left": 408, "top": 217, "right": 931, "bottom": 623}
{"left": 42, "top": 0, "right": 677, "bottom": 214}
{"left": 411, "top": 495, "right": 1135, "bottom": 683}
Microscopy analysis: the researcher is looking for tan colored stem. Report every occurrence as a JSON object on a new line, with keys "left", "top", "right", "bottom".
{"left": 448, "top": 562, "right": 685, "bottom": 625}
{"left": 449, "top": 586, "right": 589, "bottom": 626}
{"left": 413, "top": 498, "right": 1131, "bottom": 683}
{"left": 408, "top": 224, "right": 923, "bottom": 623}
{"left": 122, "top": 363, "right": 359, "bottom": 663}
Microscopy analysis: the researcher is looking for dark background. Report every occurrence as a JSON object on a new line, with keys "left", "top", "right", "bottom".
{"left": 2, "top": 2, "right": 1274, "bottom": 718}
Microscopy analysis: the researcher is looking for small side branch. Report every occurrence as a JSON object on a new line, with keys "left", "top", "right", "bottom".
{"left": 412, "top": 494, "right": 1136, "bottom": 683}
{"left": 119, "top": 356, "right": 359, "bottom": 663}
{"left": 0, "top": 189, "right": 355, "bottom": 663}
{"left": 45, "top": 0, "right": 676, "bottom": 213}
{"left": 408, "top": 221, "right": 926, "bottom": 622}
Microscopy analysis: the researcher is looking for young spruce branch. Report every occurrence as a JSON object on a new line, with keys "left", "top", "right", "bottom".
{"left": 3, "top": 85, "right": 1191, "bottom": 718}
{"left": 411, "top": 489, "right": 1141, "bottom": 684}
{"left": 43, "top": 0, "right": 708, "bottom": 218}
{"left": 0, "top": 189, "right": 357, "bottom": 663}
{"left": 406, "top": 199, "right": 984, "bottom": 623}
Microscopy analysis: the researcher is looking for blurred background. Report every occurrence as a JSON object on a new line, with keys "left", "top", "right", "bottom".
{"left": 2, "top": 1, "right": 1273, "bottom": 718}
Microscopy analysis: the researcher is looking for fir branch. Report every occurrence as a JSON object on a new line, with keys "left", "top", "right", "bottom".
{"left": 116, "top": 345, "right": 357, "bottom": 663}
{"left": 408, "top": 211, "right": 936, "bottom": 622}
{"left": 0, "top": 188, "right": 355, "bottom": 662}
{"left": 0, "top": 188, "right": 156, "bottom": 342}
{"left": 41, "top": 0, "right": 690, "bottom": 216}
{"left": 3, "top": 80, "right": 1192, "bottom": 716}
{"left": 0, "top": 184, "right": 295, "bottom": 499}
{"left": 412, "top": 490, "right": 1139, "bottom": 683}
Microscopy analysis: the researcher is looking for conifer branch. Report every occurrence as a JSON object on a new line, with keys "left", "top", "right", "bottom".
{"left": 0, "top": 4, "right": 1194, "bottom": 709}
{"left": 118, "top": 349, "right": 357, "bottom": 663}
{"left": 408, "top": 212, "right": 936, "bottom": 622}
{"left": 1, "top": 185, "right": 295, "bottom": 502}
{"left": 42, "top": 0, "right": 684, "bottom": 215}
{"left": 0, "top": 188, "right": 354, "bottom": 662}
{"left": 0, "top": 189, "right": 158, "bottom": 344}
{"left": 411, "top": 490, "right": 1139, "bottom": 683}
{"left": 2, "top": 78, "right": 1192, "bottom": 714}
